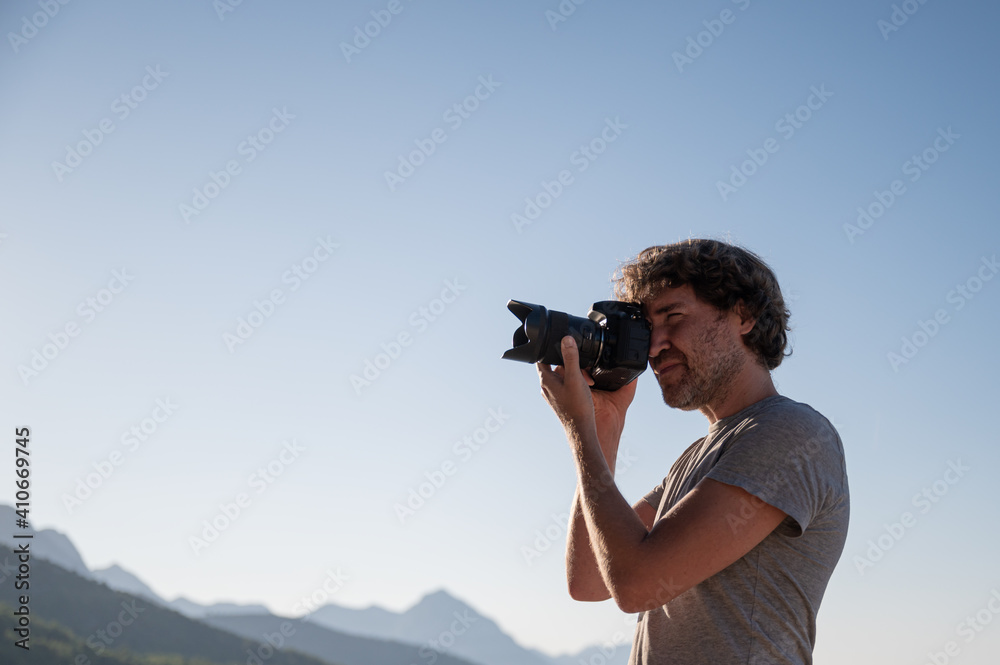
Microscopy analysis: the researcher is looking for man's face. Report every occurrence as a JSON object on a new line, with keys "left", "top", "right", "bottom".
{"left": 642, "top": 284, "right": 749, "bottom": 411}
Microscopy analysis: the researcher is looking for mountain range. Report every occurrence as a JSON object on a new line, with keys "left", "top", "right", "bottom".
{"left": 0, "top": 505, "right": 629, "bottom": 665}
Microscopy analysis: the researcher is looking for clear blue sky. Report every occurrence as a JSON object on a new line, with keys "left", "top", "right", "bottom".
{"left": 2, "top": 0, "right": 999, "bottom": 661}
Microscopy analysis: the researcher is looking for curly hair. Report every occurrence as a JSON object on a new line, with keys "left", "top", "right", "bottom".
{"left": 613, "top": 239, "right": 791, "bottom": 370}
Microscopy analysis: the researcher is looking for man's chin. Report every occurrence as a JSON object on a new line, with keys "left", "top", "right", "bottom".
{"left": 662, "top": 394, "right": 701, "bottom": 411}
{"left": 657, "top": 380, "right": 701, "bottom": 411}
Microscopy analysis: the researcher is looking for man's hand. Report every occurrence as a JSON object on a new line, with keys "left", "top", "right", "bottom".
{"left": 537, "top": 336, "right": 596, "bottom": 437}
{"left": 537, "top": 336, "right": 637, "bottom": 449}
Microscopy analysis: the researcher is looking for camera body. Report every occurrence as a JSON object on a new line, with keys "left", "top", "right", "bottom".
{"left": 502, "top": 299, "right": 650, "bottom": 391}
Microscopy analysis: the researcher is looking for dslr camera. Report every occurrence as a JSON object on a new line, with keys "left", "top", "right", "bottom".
{"left": 501, "top": 299, "right": 650, "bottom": 391}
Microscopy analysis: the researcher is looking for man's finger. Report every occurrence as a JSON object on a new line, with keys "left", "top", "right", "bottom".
{"left": 561, "top": 336, "right": 587, "bottom": 384}
{"left": 561, "top": 335, "right": 579, "bottom": 365}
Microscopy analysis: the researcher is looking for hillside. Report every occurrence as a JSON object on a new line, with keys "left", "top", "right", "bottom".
{"left": 0, "top": 544, "right": 332, "bottom": 665}
{"left": 206, "top": 614, "right": 482, "bottom": 665}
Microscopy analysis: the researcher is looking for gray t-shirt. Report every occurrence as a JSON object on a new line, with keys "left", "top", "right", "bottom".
{"left": 629, "top": 395, "right": 849, "bottom": 665}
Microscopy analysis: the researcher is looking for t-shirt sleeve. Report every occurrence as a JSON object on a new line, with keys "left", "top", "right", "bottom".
{"left": 704, "top": 404, "right": 845, "bottom": 537}
{"left": 642, "top": 477, "right": 667, "bottom": 512}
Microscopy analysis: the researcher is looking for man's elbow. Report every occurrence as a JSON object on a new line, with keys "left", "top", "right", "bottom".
{"left": 567, "top": 577, "right": 611, "bottom": 602}
{"left": 609, "top": 574, "right": 684, "bottom": 614}
{"left": 610, "top": 590, "right": 649, "bottom": 615}
{"left": 568, "top": 572, "right": 643, "bottom": 611}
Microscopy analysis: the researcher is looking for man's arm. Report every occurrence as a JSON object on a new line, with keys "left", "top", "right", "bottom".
{"left": 541, "top": 337, "right": 787, "bottom": 614}
{"left": 554, "top": 359, "right": 649, "bottom": 602}
{"left": 579, "top": 470, "right": 786, "bottom": 613}
{"left": 567, "top": 492, "right": 656, "bottom": 601}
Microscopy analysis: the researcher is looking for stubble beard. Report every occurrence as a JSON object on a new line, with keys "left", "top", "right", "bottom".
{"left": 656, "top": 316, "right": 746, "bottom": 411}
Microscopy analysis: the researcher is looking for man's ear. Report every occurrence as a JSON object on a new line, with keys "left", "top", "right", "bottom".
{"left": 735, "top": 300, "right": 757, "bottom": 335}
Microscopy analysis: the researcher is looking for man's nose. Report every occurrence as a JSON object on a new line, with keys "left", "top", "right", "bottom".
{"left": 647, "top": 323, "right": 670, "bottom": 359}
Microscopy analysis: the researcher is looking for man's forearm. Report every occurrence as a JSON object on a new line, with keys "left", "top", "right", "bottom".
{"left": 567, "top": 487, "right": 611, "bottom": 600}
{"left": 570, "top": 424, "right": 649, "bottom": 604}
{"left": 565, "top": 421, "right": 622, "bottom": 601}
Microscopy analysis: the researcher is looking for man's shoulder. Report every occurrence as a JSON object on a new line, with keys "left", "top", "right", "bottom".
{"left": 736, "top": 395, "right": 839, "bottom": 436}
{"left": 719, "top": 395, "right": 847, "bottom": 473}
{"left": 715, "top": 396, "right": 850, "bottom": 530}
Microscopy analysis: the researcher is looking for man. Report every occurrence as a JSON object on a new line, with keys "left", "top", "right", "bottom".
{"left": 536, "top": 239, "right": 849, "bottom": 664}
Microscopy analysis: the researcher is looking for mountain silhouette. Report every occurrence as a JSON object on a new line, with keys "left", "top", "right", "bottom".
{"left": 0, "top": 506, "right": 630, "bottom": 665}
{"left": 0, "top": 505, "right": 90, "bottom": 577}
{"left": 205, "top": 613, "right": 482, "bottom": 665}
{"left": 92, "top": 564, "right": 272, "bottom": 617}
{"left": 0, "top": 544, "right": 334, "bottom": 665}
{"left": 304, "top": 588, "right": 629, "bottom": 665}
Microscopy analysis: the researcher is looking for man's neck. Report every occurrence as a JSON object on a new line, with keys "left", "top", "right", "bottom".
{"left": 699, "top": 366, "right": 779, "bottom": 425}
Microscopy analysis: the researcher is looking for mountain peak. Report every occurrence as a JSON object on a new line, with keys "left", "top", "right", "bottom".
{"left": 92, "top": 563, "right": 164, "bottom": 603}
{"left": 0, "top": 505, "right": 91, "bottom": 578}
{"left": 408, "top": 588, "right": 468, "bottom": 614}
{"left": 420, "top": 588, "right": 455, "bottom": 602}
